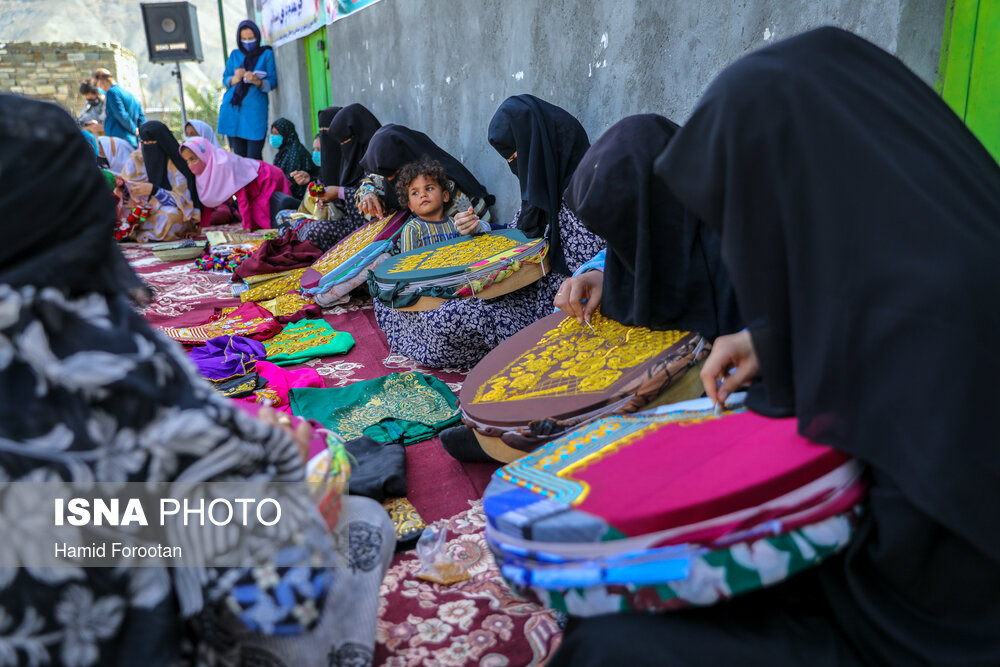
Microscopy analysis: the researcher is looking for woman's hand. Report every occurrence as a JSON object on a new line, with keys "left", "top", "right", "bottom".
{"left": 128, "top": 182, "right": 153, "bottom": 198}
{"left": 358, "top": 193, "right": 384, "bottom": 219}
{"left": 700, "top": 330, "right": 760, "bottom": 405}
{"left": 554, "top": 271, "right": 603, "bottom": 323}
{"left": 257, "top": 405, "right": 313, "bottom": 464}
{"left": 454, "top": 206, "right": 481, "bottom": 235}
{"left": 320, "top": 186, "right": 341, "bottom": 202}
{"left": 230, "top": 67, "right": 246, "bottom": 86}
{"left": 244, "top": 72, "right": 262, "bottom": 87}
{"left": 290, "top": 170, "right": 311, "bottom": 185}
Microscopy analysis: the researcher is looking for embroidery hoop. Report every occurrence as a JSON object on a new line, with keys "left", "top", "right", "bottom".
{"left": 369, "top": 229, "right": 550, "bottom": 311}
{"left": 460, "top": 311, "right": 709, "bottom": 462}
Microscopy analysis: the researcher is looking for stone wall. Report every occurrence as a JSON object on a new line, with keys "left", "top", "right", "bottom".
{"left": 0, "top": 42, "right": 142, "bottom": 116}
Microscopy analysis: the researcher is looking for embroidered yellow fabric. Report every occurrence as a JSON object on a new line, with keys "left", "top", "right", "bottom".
{"left": 259, "top": 291, "right": 316, "bottom": 317}
{"left": 310, "top": 215, "right": 392, "bottom": 275}
{"left": 327, "top": 372, "right": 456, "bottom": 441}
{"left": 264, "top": 322, "right": 342, "bottom": 357}
{"left": 382, "top": 497, "right": 427, "bottom": 541}
{"left": 386, "top": 234, "right": 521, "bottom": 274}
{"left": 243, "top": 268, "right": 300, "bottom": 286}
{"left": 472, "top": 312, "right": 689, "bottom": 403}
{"left": 240, "top": 268, "right": 308, "bottom": 303}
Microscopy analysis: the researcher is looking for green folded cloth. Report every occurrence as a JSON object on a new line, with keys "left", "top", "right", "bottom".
{"left": 264, "top": 319, "right": 354, "bottom": 366}
{"left": 290, "top": 371, "right": 460, "bottom": 444}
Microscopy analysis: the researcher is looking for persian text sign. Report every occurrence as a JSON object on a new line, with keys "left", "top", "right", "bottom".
{"left": 257, "top": 0, "right": 328, "bottom": 48}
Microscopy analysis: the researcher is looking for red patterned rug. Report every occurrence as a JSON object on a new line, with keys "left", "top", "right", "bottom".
{"left": 376, "top": 501, "right": 561, "bottom": 666}
{"left": 125, "top": 234, "right": 561, "bottom": 665}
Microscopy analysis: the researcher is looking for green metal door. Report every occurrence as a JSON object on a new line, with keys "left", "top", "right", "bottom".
{"left": 304, "top": 29, "right": 332, "bottom": 138}
{"left": 938, "top": 0, "right": 1000, "bottom": 163}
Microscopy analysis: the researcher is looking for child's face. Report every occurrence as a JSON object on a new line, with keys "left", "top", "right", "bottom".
{"left": 407, "top": 174, "right": 449, "bottom": 219}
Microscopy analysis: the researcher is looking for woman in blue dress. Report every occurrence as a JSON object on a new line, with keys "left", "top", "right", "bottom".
{"left": 217, "top": 20, "right": 276, "bottom": 159}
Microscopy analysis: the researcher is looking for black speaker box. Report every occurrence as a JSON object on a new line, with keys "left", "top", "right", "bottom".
{"left": 141, "top": 2, "right": 204, "bottom": 63}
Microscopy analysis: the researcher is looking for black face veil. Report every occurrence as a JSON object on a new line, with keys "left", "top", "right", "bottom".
{"left": 317, "top": 105, "right": 343, "bottom": 186}
{"left": 329, "top": 103, "right": 381, "bottom": 187}
{"left": 564, "top": 113, "right": 741, "bottom": 339}
{"left": 488, "top": 94, "right": 591, "bottom": 274}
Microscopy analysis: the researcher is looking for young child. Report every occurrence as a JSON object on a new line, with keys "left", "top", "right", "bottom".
{"left": 397, "top": 158, "right": 490, "bottom": 252}
{"left": 180, "top": 136, "right": 289, "bottom": 230}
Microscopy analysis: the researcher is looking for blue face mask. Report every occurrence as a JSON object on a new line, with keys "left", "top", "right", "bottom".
{"left": 241, "top": 39, "right": 258, "bottom": 51}
{"left": 268, "top": 134, "right": 283, "bottom": 148}
{"left": 312, "top": 150, "right": 322, "bottom": 167}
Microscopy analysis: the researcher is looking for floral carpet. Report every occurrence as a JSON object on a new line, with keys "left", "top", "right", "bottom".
{"left": 125, "top": 232, "right": 562, "bottom": 665}
{"left": 375, "top": 501, "right": 561, "bottom": 666}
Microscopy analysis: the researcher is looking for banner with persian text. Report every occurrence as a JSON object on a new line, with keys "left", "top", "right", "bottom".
{"left": 255, "top": 0, "right": 329, "bottom": 48}
{"left": 255, "top": 0, "right": 386, "bottom": 47}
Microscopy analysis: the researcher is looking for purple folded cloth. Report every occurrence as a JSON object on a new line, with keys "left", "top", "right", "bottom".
{"left": 187, "top": 335, "right": 266, "bottom": 381}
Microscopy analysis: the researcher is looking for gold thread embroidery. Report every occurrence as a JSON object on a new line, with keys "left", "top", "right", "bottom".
{"left": 259, "top": 292, "right": 315, "bottom": 317}
{"left": 326, "top": 372, "right": 456, "bottom": 441}
{"left": 215, "top": 377, "right": 259, "bottom": 397}
{"left": 264, "top": 322, "right": 344, "bottom": 358}
{"left": 382, "top": 497, "right": 427, "bottom": 540}
{"left": 472, "top": 312, "right": 688, "bottom": 403}
{"left": 310, "top": 215, "right": 392, "bottom": 275}
{"left": 254, "top": 388, "right": 283, "bottom": 406}
{"left": 161, "top": 315, "right": 274, "bottom": 343}
{"left": 241, "top": 268, "right": 308, "bottom": 303}
{"left": 386, "top": 234, "right": 521, "bottom": 274}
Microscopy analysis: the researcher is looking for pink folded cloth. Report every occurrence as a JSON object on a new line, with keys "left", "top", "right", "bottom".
{"left": 237, "top": 360, "right": 324, "bottom": 413}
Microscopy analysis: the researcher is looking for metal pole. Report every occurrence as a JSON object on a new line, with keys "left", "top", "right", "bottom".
{"left": 218, "top": 0, "right": 228, "bottom": 61}
{"left": 174, "top": 62, "right": 188, "bottom": 126}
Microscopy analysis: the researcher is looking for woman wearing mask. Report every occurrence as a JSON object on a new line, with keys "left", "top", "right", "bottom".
{"left": 269, "top": 117, "right": 316, "bottom": 200}
{"left": 217, "top": 20, "right": 276, "bottom": 159}
{"left": 181, "top": 136, "right": 289, "bottom": 230}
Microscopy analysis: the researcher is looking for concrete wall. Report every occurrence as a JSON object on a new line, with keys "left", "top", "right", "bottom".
{"left": 0, "top": 42, "right": 141, "bottom": 115}
{"left": 262, "top": 40, "right": 312, "bottom": 162}
{"left": 258, "top": 0, "right": 947, "bottom": 223}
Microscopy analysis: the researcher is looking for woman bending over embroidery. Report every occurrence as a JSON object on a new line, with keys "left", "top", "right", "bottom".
{"left": 120, "top": 120, "right": 201, "bottom": 242}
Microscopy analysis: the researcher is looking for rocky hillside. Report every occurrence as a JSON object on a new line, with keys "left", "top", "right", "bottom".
{"left": 0, "top": 0, "right": 249, "bottom": 111}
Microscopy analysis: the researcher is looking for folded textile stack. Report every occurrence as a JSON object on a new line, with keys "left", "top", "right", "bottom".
{"left": 300, "top": 211, "right": 409, "bottom": 308}
{"left": 368, "top": 229, "right": 549, "bottom": 310}
{"left": 459, "top": 310, "right": 708, "bottom": 462}
{"left": 187, "top": 335, "right": 269, "bottom": 398}
{"left": 159, "top": 302, "right": 282, "bottom": 345}
{"left": 205, "top": 229, "right": 279, "bottom": 246}
{"left": 483, "top": 396, "right": 867, "bottom": 617}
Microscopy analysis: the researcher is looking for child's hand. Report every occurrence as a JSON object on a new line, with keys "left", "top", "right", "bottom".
{"left": 455, "top": 207, "right": 481, "bottom": 235}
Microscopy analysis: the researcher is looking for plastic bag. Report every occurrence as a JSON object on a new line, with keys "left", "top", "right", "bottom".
{"left": 414, "top": 521, "right": 471, "bottom": 585}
